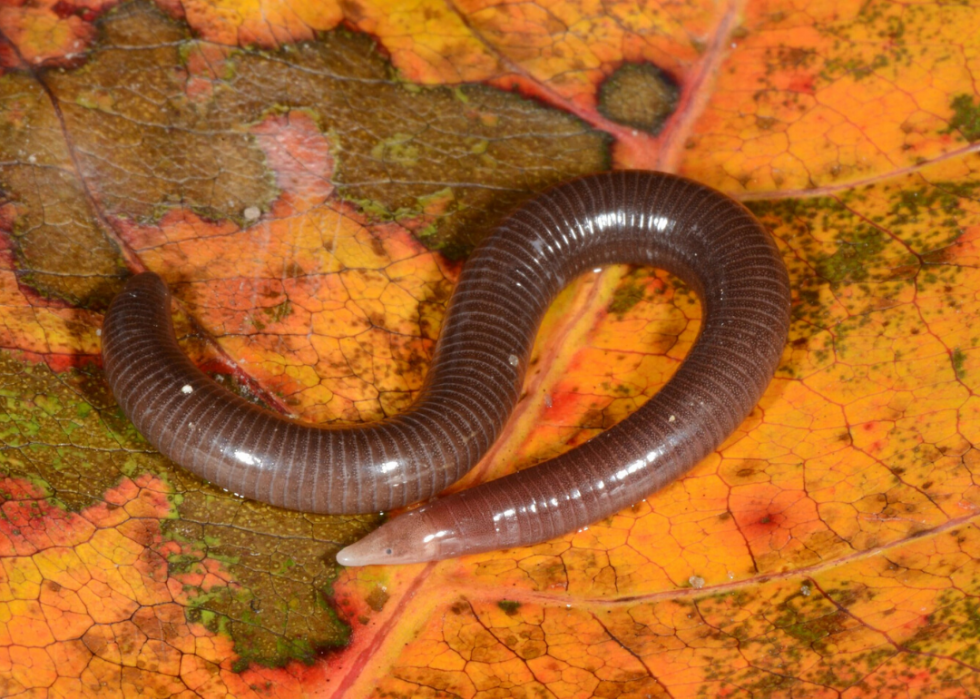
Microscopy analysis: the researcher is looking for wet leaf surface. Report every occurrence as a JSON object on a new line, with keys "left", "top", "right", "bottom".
{"left": 1, "top": 0, "right": 980, "bottom": 696}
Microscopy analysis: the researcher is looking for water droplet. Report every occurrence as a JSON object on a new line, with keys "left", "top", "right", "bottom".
{"left": 243, "top": 206, "right": 261, "bottom": 221}
{"left": 181, "top": 384, "right": 193, "bottom": 394}
{"left": 689, "top": 575, "right": 705, "bottom": 589}
{"left": 508, "top": 354, "right": 519, "bottom": 367}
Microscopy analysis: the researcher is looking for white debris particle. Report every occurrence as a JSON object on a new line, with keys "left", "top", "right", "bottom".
{"left": 181, "top": 384, "right": 193, "bottom": 394}
{"left": 27, "top": 155, "right": 36, "bottom": 164}
{"left": 508, "top": 354, "right": 519, "bottom": 367}
{"left": 801, "top": 583, "right": 811, "bottom": 597}
{"left": 243, "top": 206, "right": 261, "bottom": 221}
{"left": 668, "top": 414, "right": 676, "bottom": 422}
{"left": 689, "top": 575, "right": 705, "bottom": 590}
{"left": 95, "top": 328, "right": 101, "bottom": 337}
{"left": 544, "top": 394, "right": 553, "bottom": 408}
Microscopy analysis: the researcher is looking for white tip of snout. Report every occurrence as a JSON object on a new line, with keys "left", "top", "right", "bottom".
{"left": 335, "top": 547, "right": 355, "bottom": 566}
{"left": 335, "top": 545, "right": 370, "bottom": 567}
{"left": 335, "top": 537, "right": 397, "bottom": 567}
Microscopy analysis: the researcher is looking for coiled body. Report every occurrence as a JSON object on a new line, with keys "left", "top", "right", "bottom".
{"left": 101, "top": 171, "right": 791, "bottom": 565}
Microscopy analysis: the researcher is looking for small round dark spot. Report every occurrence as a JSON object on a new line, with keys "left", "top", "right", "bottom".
{"left": 385, "top": 548, "right": 393, "bottom": 555}
{"left": 597, "top": 63, "right": 680, "bottom": 135}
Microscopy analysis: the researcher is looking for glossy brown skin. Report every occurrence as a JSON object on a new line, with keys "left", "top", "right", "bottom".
{"left": 101, "top": 171, "right": 791, "bottom": 566}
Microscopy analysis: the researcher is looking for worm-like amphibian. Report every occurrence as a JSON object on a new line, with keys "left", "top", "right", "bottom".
{"left": 102, "top": 171, "right": 791, "bottom": 566}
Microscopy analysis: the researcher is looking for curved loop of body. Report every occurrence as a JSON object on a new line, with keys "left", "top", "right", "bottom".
{"left": 101, "top": 170, "right": 792, "bottom": 565}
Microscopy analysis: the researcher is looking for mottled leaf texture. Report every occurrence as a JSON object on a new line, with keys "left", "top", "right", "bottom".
{"left": 0, "top": 0, "right": 979, "bottom": 696}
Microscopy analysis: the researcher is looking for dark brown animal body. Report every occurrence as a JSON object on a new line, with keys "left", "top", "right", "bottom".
{"left": 101, "top": 171, "right": 791, "bottom": 565}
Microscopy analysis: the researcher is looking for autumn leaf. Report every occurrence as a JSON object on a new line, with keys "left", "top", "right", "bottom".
{"left": 1, "top": 0, "right": 980, "bottom": 696}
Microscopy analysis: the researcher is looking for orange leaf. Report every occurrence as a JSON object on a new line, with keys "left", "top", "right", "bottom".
{"left": 1, "top": 0, "right": 980, "bottom": 696}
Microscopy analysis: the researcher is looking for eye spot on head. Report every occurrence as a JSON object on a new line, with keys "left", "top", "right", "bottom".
{"left": 386, "top": 548, "right": 393, "bottom": 555}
